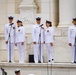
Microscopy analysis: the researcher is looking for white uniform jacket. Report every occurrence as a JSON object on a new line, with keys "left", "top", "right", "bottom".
{"left": 45, "top": 27, "right": 54, "bottom": 43}
{"left": 5, "top": 23, "right": 16, "bottom": 43}
{"left": 15, "top": 26, "right": 26, "bottom": 43}
{"left": 68, "top": 25, "right": 76, "bottom": 46}
{"left": 32, "top": 24, "right": 45, "bottom": 43}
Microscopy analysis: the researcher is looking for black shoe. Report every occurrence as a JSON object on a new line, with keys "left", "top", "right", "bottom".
{"left": 48, "top": 60, "right": 51, "bottom": 64}
{"left": 39, "top": 61, "right": 41, "bottom": 63}
{"left": 52, "top": 59, "right": 54, "bottom": 61}
{"left": 9, "top": 61, "right": 11, "bottom": 63}
{"left": 48, "top": 60, "right": 51, "bottom": 62}
{"left": 74, "top": 61, "right": 76, "bottom": 63}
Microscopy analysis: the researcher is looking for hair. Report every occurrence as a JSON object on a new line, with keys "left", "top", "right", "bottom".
{"left": 18, "top": 24, "right": 23, "bottom": 27}
{"left": 46, "top": 22, "right": 52, "bottom": 27}
{"left": 21, "top": 24, "right": 23, "bottom": 26}
{"left": 49, "top": 22, "right": 52, "bottom": 27}
{"left": 15, "top": 71, "right": 20, "bottom": 74}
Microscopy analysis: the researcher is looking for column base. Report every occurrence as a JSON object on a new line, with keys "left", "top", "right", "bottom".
{"left": 58, "top": 23, "right": 71, "bottom": 28}
{"left": 56, "top": 23, "right": 72, "bottom": 36}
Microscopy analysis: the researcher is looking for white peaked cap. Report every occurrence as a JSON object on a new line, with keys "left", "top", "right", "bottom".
{"left": 28, "top": 74, "right": 35, "bottom": 75}
{"left": 15, "top": 69, "right": 20, "bottom": 72}
{"left": 8, "top": 15, "right": 14, "bottom": 18}
{"left": 18, "top": 19, "right": 22, "bottom": 22}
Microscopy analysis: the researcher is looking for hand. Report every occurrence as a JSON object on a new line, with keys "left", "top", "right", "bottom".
{"left": 15, "top": 43, "right": 17, "bottom": 46}
{"left": 41, "top": 27, "right": 44, "bottom": 29}
{"left": 50, "top": 43, "right": 53, "bottom": 46}
{"left": 21, "top": 42, "right": 24, "bottom": 45}
{"left": 68, "top": 43, "right": 72, "bottom": 46}
{"left": 33, "top": 42, "right": 36, "bottom": 44}
{"left": 5, "top": 41, "right": 8, "bottom": 44}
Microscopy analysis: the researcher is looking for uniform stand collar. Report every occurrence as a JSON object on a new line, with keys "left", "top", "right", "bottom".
{"left": 73, "top": 24, "right": 76, "bottom": 27}
{"left": 9, "top": 23, "right": 14, "bottom": 26}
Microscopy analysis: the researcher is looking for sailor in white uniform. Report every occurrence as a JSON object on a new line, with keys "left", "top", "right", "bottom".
{"left": 32, "top": 17, "right": 45, "bottom": 63}
{"left": 15, "top": 20, "right": 26, "bottom": 63}
{"left": 68, "top": 18, "right": 76, "bottom": 63}
{"left": 4, "top": 16, "right": 15, "bottom": 63}
{"left": 45, "top": 20, "right": 54, "bottom": 63}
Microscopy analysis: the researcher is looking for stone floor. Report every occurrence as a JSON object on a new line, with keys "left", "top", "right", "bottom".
{"left": 0, "top": 63, "right": 76, "bottom": 75}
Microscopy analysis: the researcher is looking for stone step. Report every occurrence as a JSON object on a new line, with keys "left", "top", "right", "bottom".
{"left": 0, "top": 63, "right": 76, "bottom": 75}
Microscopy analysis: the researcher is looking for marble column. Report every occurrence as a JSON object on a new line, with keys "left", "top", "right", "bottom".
{"left": 50, "top": 0, "right": 59, "bottom": 27}
{"left": 19, "top": 0, "right": 37, "bottom": 25}
{"left": 7, "top": 0, "right": 15, "bottom": 14}
{"left": 35, "top": 0, "right": 50, "bottom": 25}
{"left": 59, "top": 0, "right": 76, "bottom": 27}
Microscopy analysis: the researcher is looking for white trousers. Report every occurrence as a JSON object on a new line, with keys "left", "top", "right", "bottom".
{"left": 71, "top": 45, "right": 76, "bottom": 62}
{"left": 46, "top": 44, "right": 54, "bottom": 61}
{"left": 6, "top": 43, "right": 14, "bottom": 62}
{"left": 17, "top": 42, "right": 25, "bottom": 63}
{"left": 34, "top": 44, "right": 43, "bottom": 63}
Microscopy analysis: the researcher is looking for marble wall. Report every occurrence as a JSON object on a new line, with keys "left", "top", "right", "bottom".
{"left": 0, "top": 0, "right": 73, "bottom": 63}
{"left": 0, "top": 0, "right": 22, "bottom": 32}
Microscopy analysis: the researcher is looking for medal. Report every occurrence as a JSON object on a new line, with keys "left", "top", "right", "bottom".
{"left": 47, "top": 30, "right": 49, "bottom": 32}
{"left": 18, "top": 29, "right": 20, "bottom": 32}
{"left": 13, "top": 27, "right": 15, "bottom": 29}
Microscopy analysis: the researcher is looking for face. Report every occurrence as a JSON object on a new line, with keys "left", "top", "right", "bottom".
{"left": 17, "top": 22, "right": 22, "bottom": 27}
{"left": 9, "top": 19, "right": 13, "bottom": 23}
{"left": 36, "top": 20, "right": 41, "bottom": 24}
{"left": 73, "top": 21, "right": 76, "bottom": 25}
{"left": 46, "top": 23, "right": 50, "bottom": 27}
{"left": 17, "top": 72, "right": 20, "bottom": 75}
